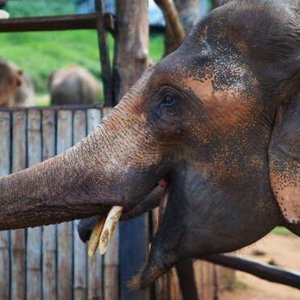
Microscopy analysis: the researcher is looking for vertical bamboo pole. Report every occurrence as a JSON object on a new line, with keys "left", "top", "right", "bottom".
{"left": 57, "top": 110, "right": 73, "bottom": 300}
{"left": 152, "top": 208, "right": 170, "bottom": 300}
{"left": 175, "top": 259, "right": 199, "bottom": 300}
{"left": 11, "top": 110, "right": 27, "bottom": 300}
{"left": 26, "top": 109, "right": 43, "bottom": 300}
{"left": 87, "top": 108, "right": 103, "bottom": 300}
{"left": 73, "top": 109, "right": 88, "bottom": 300}
{"left": 169, "top": 268, "right": 182, "bottom": 300}
{"left": 95, "top": 0, "right": 114, "bottom": 106}
{"left": 0, "top": 111, "right": 11, "bottom": 300}
{"left": 113, "top": 0, "right": 149, "bottom": 102}
{"left": 42, "top": 109, "right": 57, "bottom": 300}
{"left": 103, "top": 231, "right": 119, "bottom": 300}
{"left": 194, "top": 260, "right": 218, "bottom": 300}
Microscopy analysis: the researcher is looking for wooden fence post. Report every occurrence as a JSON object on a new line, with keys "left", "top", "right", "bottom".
{"left": 73, "top": 110, "right": 88, "bottom": 300}
{"left": 0, "top": 111, "right": 11, "bottom": 300}
{"left": 87, "top": 109, "right": 103, "bottom": 300}
{"left": 57, "top": 110, "right": 73, "bottom": 300}
{"left": 95, "top": 0, "right": 114, "bottom": 106}
{"left": 11, "top": 110, "right": 27, "bottom": 300}
{"left": 26, "top": 109, "right": 43, "bottom": 300}
{"left": 113, "top": 0, "right": 149, "bottom": 102}
{"left": 42, "top": 109, "right": 57, "bottom": 300}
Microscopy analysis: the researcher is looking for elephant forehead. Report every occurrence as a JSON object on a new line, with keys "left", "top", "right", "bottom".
{"left": 181, "top": 75, "right": 262, "bottom": 131}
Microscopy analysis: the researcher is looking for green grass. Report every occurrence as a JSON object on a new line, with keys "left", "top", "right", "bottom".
{"left": 6, "top": 0, "right": 76, "bottom": 18}
{"left": 0, "top": 30, "right": 164, "bottom": 96}
{"left": 149, "top": 33, "right": 164, "bottom": 62}
{"left": 0, "top": 0, "right": 164, "bottom": 97}
{"left": 0, "top": 30, "right": 103, "bottom": 93}
{"left": 222, "top": 280, "right": 249, "bottom": 292}
{"left": 271, "top": 226, "right": 293, "bottom": 236}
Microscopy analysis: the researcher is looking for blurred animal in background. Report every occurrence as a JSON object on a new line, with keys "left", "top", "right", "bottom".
{"left": 8, "top": 62, "right": 35, "bottom": 107}
{"left": 49, "top": 65, "right": 101, "bottom": 105}
{"left": 0, "top": 58, "right": 35, "bottom": 107}
{"left": 0, "top": 58, "right": 20, "bottom": 106}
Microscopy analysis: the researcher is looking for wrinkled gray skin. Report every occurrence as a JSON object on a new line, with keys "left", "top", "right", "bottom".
{"left": 0, "top": 0, "right": 300, "bottom": 289}
{"left": 49, "top": 65, "right": 101, "bottom": 105}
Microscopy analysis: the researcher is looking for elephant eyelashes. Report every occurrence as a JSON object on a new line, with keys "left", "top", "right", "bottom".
{"left": 160, "top": 93, "right": 178, "bottom": 108}
{"left": 152, "top": 92, "right": 180, "bottom": 119}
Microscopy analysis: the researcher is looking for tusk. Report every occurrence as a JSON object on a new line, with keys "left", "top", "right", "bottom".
{"left": 88, "top": 217, "right": 106, "bottom": 257}
{"left": 99, "top": 206, "right": 124, "bottom": 255}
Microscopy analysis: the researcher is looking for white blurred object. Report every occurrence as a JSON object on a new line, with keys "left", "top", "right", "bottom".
{"left": 0, "top": 10, "right": 9, "bottom": 19}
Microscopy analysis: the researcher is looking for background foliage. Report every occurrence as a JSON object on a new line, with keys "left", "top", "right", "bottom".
{"left": 5, "top": 0, "right": 76, "bottom": 18}
{"left": 0, "top": 0, "right": 164, "bottom": 96}
{"left": 0, "top": 31, "right": 163, "bottom": 95}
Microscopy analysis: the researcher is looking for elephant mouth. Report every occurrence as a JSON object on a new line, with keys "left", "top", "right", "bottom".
{"left": 87, "top": 178, "right": 170, "bottom": 257}
{"left": 121, "top": 178, "right": 169, "bottom": 220}
{"left": 80, "top": 177, "right": 174, "bottom": 288}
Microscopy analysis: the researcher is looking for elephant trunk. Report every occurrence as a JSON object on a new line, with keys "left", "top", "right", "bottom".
{"left": 0, "top": 110, "right": 126, "bottom": 230}
{"left": 0, "top": 149, "right": 107, "bottom": 230}
{"left": 0, "top": 88, "right": 160, "bottom": 230}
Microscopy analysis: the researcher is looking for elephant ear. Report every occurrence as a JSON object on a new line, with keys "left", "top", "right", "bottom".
{"left": 269, "top": 95, "right": 300, "bottom": 224}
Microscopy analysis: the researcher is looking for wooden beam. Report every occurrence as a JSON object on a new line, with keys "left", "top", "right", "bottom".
{"left": 203, "top": 254, "right": 300, "bottom": 290}
{"left": 95, "top": 0, "right": 114, "bottom": 107}
{"left": 154, "top": 0, "right": 185, "bottom": 55}
{"left": 113, "top": 0, "right": 149, "bottom": 102}
{"left": 0, "top": 104, "right": 103, "bottom": 112}
{"left": 175, "top": 259, "right": 199, "bottom": 300}
{"left": 11, "top": 111, "right": 27, "bottom": 300}
{"left": 0, "top": 13, "right": 115, "bottom": 33}
{"left": 41, "top": 110, "right": 57, "bottom": 300}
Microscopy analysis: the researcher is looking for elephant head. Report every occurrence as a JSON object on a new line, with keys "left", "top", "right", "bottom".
{"left": 0, "top": 0, "right": 300, "bottom": 288}
{"left": 0, "top": 57, "right": 22, "bottom": 106}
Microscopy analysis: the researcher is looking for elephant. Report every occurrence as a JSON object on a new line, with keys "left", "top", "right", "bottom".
{"left": 49, "top": 65, "right": 101, "bottom": 105}
{"left": 8, "top": 62, "right": 35, "bottom": 107}
{"left": 0, "top": 58, "right": 35, "bottom": 107}
{"left": 0, "top": 0, "right": 300, "bottom": 289}
{"left": 12, "top": 72, "right": 35, "bottom": 107}
{"left": 0, "top": 58, "right": 21, "bottom": 107}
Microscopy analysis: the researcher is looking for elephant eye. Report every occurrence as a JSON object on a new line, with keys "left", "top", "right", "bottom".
{"left": 160, "top": 93, "right": 178, "bottom": 108}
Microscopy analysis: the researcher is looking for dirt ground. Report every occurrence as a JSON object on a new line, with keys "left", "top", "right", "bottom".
{"left": 221, "top": 232, "right": 300, "bottom": 300}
